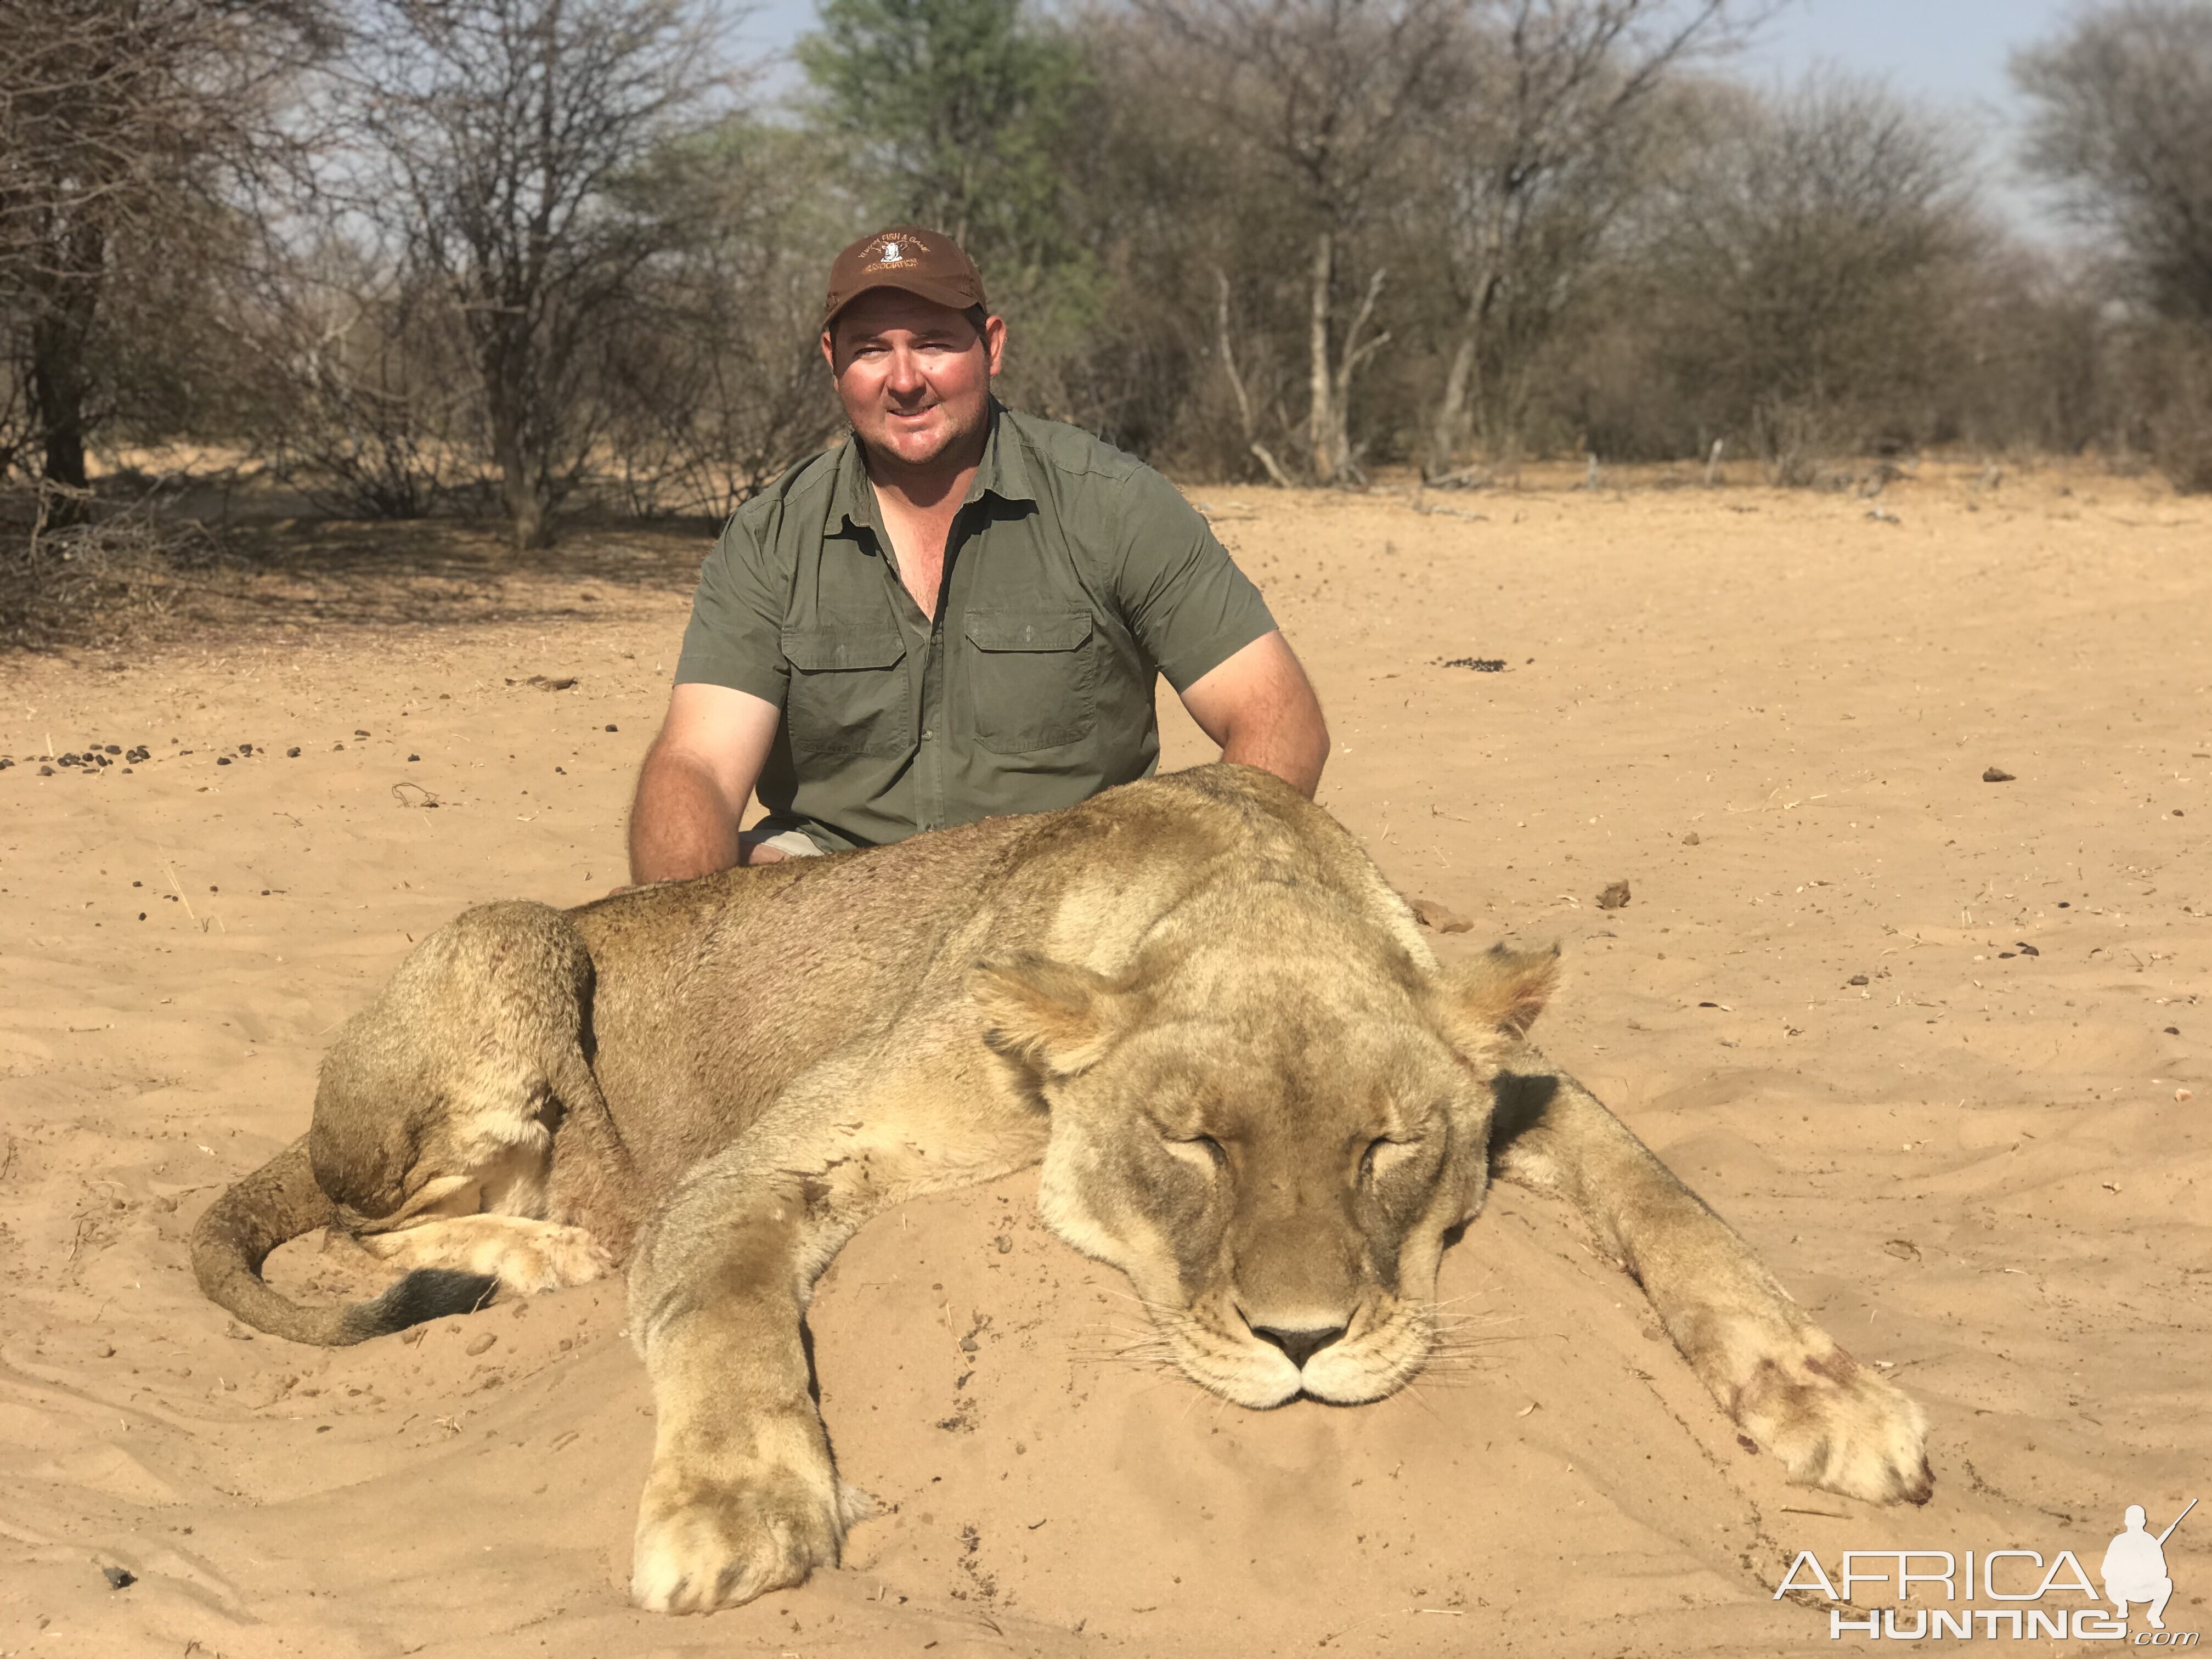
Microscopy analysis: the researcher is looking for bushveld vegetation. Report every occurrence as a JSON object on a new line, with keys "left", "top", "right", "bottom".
{"left": 3, "top": 0, "right": 2209, "bottom": 599}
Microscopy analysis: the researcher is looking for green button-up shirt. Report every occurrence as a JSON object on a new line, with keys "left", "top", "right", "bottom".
{"left": 673, "top": 404, "right": 1277, "bottom": 853}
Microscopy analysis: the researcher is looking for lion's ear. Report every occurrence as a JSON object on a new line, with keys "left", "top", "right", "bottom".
{"left": 972, "top": 953, "right": 1136, "bottom": 1079}
{"left": 1442, "top": 944, "right": 1560, "bottom": 1042}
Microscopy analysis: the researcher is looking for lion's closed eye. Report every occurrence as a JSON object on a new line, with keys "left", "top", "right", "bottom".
{"left": 1161, "top": 1131, "right": 1227, "bottom": 1172}
{"left": 1359, "top": 1135, "right": 1423, "bottom": 1182}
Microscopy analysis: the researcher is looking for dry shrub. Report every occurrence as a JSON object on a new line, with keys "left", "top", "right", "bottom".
{"left": 0, "top": 481, "right": 221, "bottom": 650}
{"left": 2145, "top": 341, "right": 2212, "bottom": 494}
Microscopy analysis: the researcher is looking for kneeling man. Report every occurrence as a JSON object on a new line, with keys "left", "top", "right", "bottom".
{"left": 628, "top": 225, "right": 1328, "bottom": 880}
{"left": 2102, "top": 1505, "right": 2175, "bottom": 1628}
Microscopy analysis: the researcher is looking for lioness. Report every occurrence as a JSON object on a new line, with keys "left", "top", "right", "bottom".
{"left": 193, "top": 763, "right": 1932, "bottom": 1613}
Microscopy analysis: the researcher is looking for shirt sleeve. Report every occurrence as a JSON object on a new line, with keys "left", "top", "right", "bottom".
{"left": 1113, "top": 465, "right": 1278, "bottom": 693}
{"left": 672, "top": 510, "right": 791, "bottom": 705}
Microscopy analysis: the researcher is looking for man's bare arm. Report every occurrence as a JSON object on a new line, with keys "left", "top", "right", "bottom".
{"left": 1177, "top": 630, "right": 1330, "bottom": 798}
{"left": 627, "top": 684, "right": 782, "bottom": 885}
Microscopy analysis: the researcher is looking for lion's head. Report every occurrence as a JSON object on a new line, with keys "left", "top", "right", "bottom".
{"left": 976, "top": 882, "right": 1556, "bottom": 1408}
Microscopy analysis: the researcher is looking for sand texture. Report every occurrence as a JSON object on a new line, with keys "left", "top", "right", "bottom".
{"left": 1, "top": 466, "right": 2206, "bottom": 1656}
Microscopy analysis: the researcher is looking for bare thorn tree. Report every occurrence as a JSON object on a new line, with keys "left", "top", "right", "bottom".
{"left": 330, "top": 0, "right": 730, "bottom": 550}
{"left": 1424, "top": 0, "right": 1757, "bottom": 474}
{"left": 1129, "top": 0, "right": 1463, "bottom": 485}
{"left": 2016, "top": 1, "right": 2212, "bottom": 489}
{"left": 2015, "top": 0, "right": 2212, "bottom": 331}
{"left": 0, "top": 0, "right": 327, "bottom": 506}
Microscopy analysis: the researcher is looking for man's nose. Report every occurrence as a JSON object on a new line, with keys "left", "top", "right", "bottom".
{"left": 884, "top": 347, "right": 928, "bottom": 398}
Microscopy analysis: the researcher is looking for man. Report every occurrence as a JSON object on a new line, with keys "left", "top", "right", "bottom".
{"left": 2101, "top": 1504, "right": 2177, "bottom": 1629}
{"left": 627, "top": 225, "right": 1328, "bottom": 883}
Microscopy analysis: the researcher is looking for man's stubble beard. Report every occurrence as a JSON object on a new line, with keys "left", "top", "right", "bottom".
{"left": 850, "top": 389, "right": 992, "bottom": 484}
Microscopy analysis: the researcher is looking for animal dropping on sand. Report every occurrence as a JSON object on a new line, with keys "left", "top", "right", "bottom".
{"left": 190, "top": 765, "right": 1932, "bottom": 1616}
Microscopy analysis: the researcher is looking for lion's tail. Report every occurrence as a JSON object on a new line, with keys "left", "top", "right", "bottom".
{"left": 190, "top": 1137, "right": 495, "bottom": 1346}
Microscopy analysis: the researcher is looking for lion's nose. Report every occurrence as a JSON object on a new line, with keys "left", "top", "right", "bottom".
{"left": 1248, "top": 1322, "right": 1348, "bottom": 1369}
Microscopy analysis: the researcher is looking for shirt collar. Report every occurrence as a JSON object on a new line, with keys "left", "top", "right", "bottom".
{"left": 830, "top": 400, "right": 1035, "bottom": 539}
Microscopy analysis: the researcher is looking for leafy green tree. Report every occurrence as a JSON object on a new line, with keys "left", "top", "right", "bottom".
{"left": 797, "top": 0, "right": 1081, "bottom": 274}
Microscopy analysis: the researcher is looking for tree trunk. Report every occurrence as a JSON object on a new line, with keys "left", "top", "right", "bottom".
{"left": 31, "top": 311, "right": 91, "bottom": 494}
{"left": 1307, "top": 230, "right": 1336, "bottom": 484}
{"left": 27, "top": 225, "right": 106, "bottom": 514}
{"left": 1427, "top": 332, "right": 1476, "bottom": 478}
{"left": 482, "top": 323, "right": 554, "bottom": 552}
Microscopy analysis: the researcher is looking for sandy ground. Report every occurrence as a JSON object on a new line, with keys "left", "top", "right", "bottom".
{"left": 1, "top": 463, "right": 2207, "bottom": 1658}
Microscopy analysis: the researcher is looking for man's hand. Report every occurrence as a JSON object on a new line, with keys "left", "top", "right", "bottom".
{"left": 1178, "top": 631, "right": 1330, "bottom": 798}
{"left": 628, "top": 684, "right": 781, "bottom": 885}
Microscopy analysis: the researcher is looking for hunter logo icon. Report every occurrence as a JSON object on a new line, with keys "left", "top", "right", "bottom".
{"left": 2106, "top": 1500, "right": 2192, "bottom": 1629}
{"left": 867, "top": 233, "right": 923, "bottom": 270}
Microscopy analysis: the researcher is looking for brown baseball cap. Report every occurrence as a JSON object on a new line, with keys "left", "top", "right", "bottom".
{"left": 822, "top": 226, "right": 987, "bottom": 330}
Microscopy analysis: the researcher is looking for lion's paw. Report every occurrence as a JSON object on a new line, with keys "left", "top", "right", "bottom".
{"left": 481, "top": 1222, "right": 612, "bottom": 1295}
{"left": 630, "top": 1468, "right": 868, "bottom": 1614}
{"left": 1737, "top": 1339, "right": 1932, "bottom": 1506}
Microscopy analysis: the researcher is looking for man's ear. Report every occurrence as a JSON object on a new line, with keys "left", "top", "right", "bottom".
{"left": 972, "top": 953, "right": 1138, "bottom": 1079}
{"left": 1440, "top": 944, "right": 1560, "bottom": 1051}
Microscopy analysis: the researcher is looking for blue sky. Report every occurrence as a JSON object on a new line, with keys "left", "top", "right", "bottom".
{"left": 727, "top": 0, "right": 2084, "bottom": 236}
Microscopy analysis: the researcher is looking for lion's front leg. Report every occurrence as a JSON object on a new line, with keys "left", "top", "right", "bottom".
{"left": 1489, "top": 1051, "right": 1932, "bottom": 1506}
{"left": 623, "top": 1052, "right": 1046, "bottom": 1613}
{"left": 623, "top": 1147, "right": 874, "bottom": 1614}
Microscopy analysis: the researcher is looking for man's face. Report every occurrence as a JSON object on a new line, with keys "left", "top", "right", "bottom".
{"left": 822, "top": 290, "right": 1006, "bottom": 473}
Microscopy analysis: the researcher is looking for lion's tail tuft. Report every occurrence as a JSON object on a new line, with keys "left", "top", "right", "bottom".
{"left": 191, "top": 1137, "right": 495, "bottom": 1346}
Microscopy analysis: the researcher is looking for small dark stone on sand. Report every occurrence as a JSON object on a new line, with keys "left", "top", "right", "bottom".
{"left": 40, "top": 764, "right": 54, "bottom": 775}
{"left": 1982, "top": 766, "right": 2015, "bottom": 782}
{"left": 104, "top": 744, "right": 121, "bottom": 755}
{"left": 605, "top": 724, "right": 618, "bottom": 732}
{"left": 217, "top": 756, "right": 231, "bottom": 765}
{"left": 356, "top": 729, "right": 370, "bottom": 736}
{"left": 2168, "top": 1026, "right": 2181, "bottom": 1035}
{"left": 996, "top": 1235, "right": 1012, "bottom": 1254}
{"left": 102, "top": 1565, "right": 134, "bottom": 1589}
{"left": 1596, "top": 880, "right": 1631, "bottom": 910}
{"left": 1681, "top": 831, "right": 1700, "bottom": 845}
{"left": 2058, "top": 901, "right": 2069, "bottom": 908}
{"left": 1848, "top": 974, "right": 1869, "bottom": 986}
{"left": 287, "top": 747, "right": 301, "bottom": 757}
{"left": 238, "top": 743, "right": 252, "bottom": 755}
{"left": 139, "top": 912, "right": 146, "bottom": 919}
{"left": 2016, "top": 942, "right": 2039, "bottom": 956}
{"left": 408, "top": 754, "right": 420, "bottom": 762}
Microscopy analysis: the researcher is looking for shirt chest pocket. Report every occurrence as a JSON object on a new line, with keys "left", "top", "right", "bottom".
{"left": 963, "top": 609, "right": 1097, "bottom": 754}
{"left": 781, "top": 626, "right": 910, "bottom": 757}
